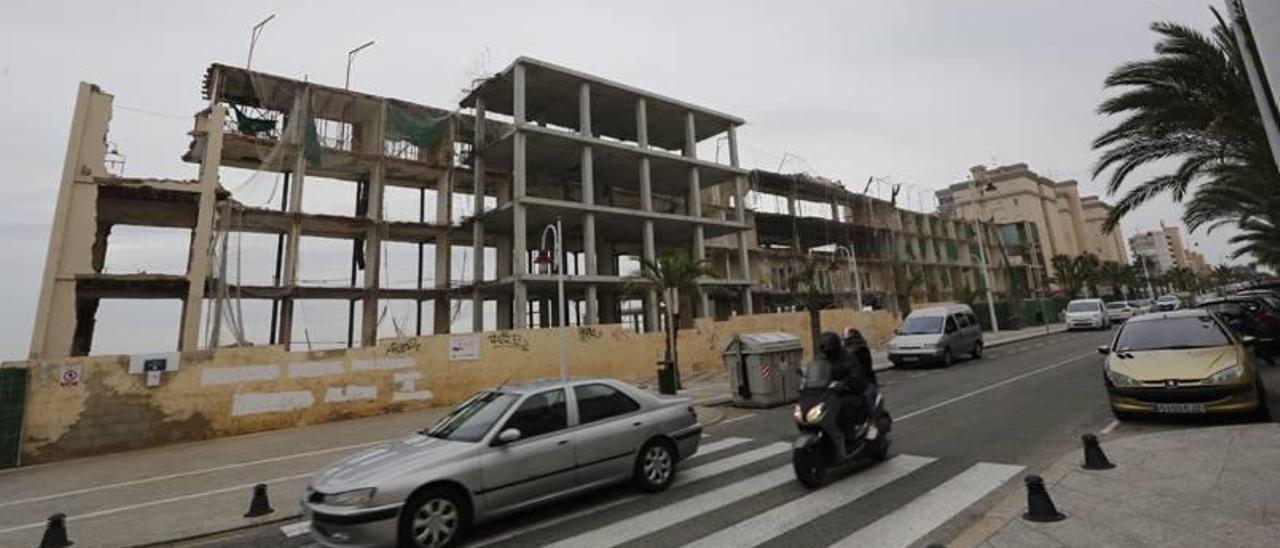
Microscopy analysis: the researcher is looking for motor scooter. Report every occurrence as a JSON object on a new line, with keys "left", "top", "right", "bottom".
{"left": 791, "top": 381, "right": 892, "bottom": 488}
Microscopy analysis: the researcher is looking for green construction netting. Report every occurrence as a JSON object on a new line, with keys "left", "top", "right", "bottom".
{"left": 231, "top": 106, "right": 276, "bottom": 136}
{"left": 387, "top": 104, "right": 450, "bottom": 150}
{"left": 946, "top": 241, "right": 960, "bottom": 261}
{"left": 303, "top": 114, "right": 323, "bottom": 166}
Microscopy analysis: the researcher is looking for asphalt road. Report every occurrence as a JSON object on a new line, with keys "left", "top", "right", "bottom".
{"left": 174, "top": 326, "right": 1278, "bottom": 548}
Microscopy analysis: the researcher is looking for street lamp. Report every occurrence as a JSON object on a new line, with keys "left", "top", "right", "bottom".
{"left": 965, "top": 176, "right": 1000, "bottom": 333}
{"left": 246, "top": 13, "right": 276, "bottom": 71}
{"left": 536, "top": 218, "right": 568, "bottom": 381}
{"left": 832, "top": 244, "right": 863, "bottom": 310}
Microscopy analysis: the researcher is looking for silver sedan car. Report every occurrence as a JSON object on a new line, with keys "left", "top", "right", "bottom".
{"left": 303, "top": 378, "right": 702, "bottom": 548}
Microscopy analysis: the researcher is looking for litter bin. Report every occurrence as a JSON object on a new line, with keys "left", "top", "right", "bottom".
{"left": 722, "top": 332, "right": 804, "bottom": 408}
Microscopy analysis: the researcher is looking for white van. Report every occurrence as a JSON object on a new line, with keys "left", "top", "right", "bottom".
{"left": 887, "top": 304, "right": 984, "bottom": 368}
{"left": 1065, "top": 298, "right": 1109, "bottom": 330}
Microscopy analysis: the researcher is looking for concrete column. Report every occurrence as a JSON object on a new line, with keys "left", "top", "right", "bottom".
{"left": 788, "top": 180, "right": 801, "bottom": 251}
{"left": 684, "top": 112, "right": 709, "bottom": 318}
{"left": 278, "top": 90, "right": 310, "bottom": 349}
{"left": 433, "top": 168, "right": 453, "bottom": 334}
{"left": 30, "top": 84, "right": 113, "bottom": 359}
{"left": 511, "top": 63, "right": 529, "bottom": 329}
{"left": 360, "top": 103, "right": 388, "bottom": 346}
{"left": 495, "top": 234, "right": 513, "bottom": 329}
{"left": 580, "top": 82, "right": 599, "bottom": 325}
{"left": 471, "top": 96, "right": 487, "bottom": 333}
{"left": 179, "top": 105, "right": 226, "bottom": 351}
{"left": 727, "top": 125, "right": 753, "bottom": 315}
{"left": 636, "top": 98, "right": 659, "bottom": 332}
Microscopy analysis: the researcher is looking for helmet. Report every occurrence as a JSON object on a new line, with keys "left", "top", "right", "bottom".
{"left": 817, "top": 332, "right": 842, "bottom": 359}
{"left": 842, "top": 326, "right": 862, "bottom": 341}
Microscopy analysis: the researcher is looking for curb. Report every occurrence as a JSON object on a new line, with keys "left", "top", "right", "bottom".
{"left": 133, "top": 514, "right": 303, "bottom": 547}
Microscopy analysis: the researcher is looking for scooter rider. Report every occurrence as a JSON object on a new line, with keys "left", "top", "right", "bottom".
{"left": 842, "top": 327, "right": 880, "bottom": 420}
{"left": 801, "top": 332, "right": 871, "bottom": 458}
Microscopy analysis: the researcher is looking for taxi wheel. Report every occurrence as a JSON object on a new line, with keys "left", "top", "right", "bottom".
{"left": 399, "top": 487, "right": 468, "bottom": 548}
{"left": 634, "top": 438, "right": 676, "bottom": 492}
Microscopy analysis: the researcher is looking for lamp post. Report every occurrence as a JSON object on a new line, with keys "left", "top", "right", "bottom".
{"left": 965, "top": 176, "right": 1000, "bottom": 333}
{"left": 246, "top": 13, "right": 276, "bottom": 71}
{"left": 537, "top": 218, "right": 568, "bottom": 381}
{"left": 833, "top": 244, "right": 863, "bottom": 310}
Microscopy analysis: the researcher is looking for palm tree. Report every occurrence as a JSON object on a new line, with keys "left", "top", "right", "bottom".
{"left": 1098, "top": 261, "right": 1129, "bottom": 300}
{"left": 1093, "top": 12, "right": 1280, "bottom": 268}
{"left": 631, "top": 252, "right": 714, "bottom": 389}
{"left": 1050, "top": 254, "right": 1081, "bottom": 298}
{"left": 785, "top": 255, "right": 831, "bottom": 352}
{"left": 1075, "top": 253, "right": 1103, "bottom": 298}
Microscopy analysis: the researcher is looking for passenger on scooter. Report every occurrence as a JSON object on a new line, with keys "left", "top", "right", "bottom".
{"left": 802, "top": 332, "right": 870, "bottom": 454}
{"left": 843, "top": 327, "right": 879, "bottom": 421}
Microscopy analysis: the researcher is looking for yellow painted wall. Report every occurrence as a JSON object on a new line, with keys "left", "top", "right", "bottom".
{"left": 3, "top": 308, "right": 896, "bottom": 464}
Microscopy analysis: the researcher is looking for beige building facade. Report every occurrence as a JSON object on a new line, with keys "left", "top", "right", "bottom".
{"left": 936, "top": 163, "right": 1127, "bottom": 278}
{"left": 1129, "top": 225, "right": 1206, "bottom": 274}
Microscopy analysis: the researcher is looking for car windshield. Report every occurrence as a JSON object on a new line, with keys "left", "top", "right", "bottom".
{"left": 424, "top": 391, "right": 519, "bottom": 442}
{"left": 1068, "top": 302, "right": 1099, "bottom": 312}
{"left": 900, "top": 315, "right": 944, "bottom": 334}
{"left": 1114, "top": 316, "right": 1231, "bottom": 352}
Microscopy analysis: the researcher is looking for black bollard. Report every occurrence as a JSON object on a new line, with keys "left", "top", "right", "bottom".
{"left": 38, "top": 513, "right": 73, "bottom": 548}
{"left": 1022, "top": 475, "right": 1065, "bottom": 522}
{"left": 244, "top": 483, "right": 275, "bottom": 518}
{"left": 1081, "top": 434, "right": 1115, "bottom": 470}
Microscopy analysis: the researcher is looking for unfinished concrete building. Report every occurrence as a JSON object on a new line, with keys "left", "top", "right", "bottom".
{"left": 28, "top": 58, "right": 755, "bottom": 360}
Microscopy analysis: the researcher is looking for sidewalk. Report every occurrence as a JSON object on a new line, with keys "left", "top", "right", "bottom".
{"left": 0, "top": 383, "right": 724, "bottom": 548}
{"left": 658, "top": 323, "right": 1068, "bottom": 407}
{"left": 956, "top": 423, "right": 1280, "bottom": 548}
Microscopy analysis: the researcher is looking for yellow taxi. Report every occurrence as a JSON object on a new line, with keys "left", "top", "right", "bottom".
{"left": 1099, "top": 309, "right": 1271, "bottom": 420}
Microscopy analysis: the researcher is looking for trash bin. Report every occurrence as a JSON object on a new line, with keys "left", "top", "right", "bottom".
{"left": 722, "top": 332, "right": 804, "bottom": 408}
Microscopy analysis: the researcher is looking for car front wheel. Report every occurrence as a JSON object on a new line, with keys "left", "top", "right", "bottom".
{"left": 971, "top": 341, "right": 983, "bottom": 360}
{"left": 942, "top": 348, "right": 954, "bottom": 367}
{"left": 634, "top": 439, "right": 676, "bottom": 492}
{"left": 399, "top": 487, "right": 467, "bottom": 548}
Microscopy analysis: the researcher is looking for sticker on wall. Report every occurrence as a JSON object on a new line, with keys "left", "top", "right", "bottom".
{"left": 449, "top": 335, "right": 480, "bottom": 361}
{"left": 128, "top": 352, "right": 180, "bottom": 374}
{"left": 59, "top": 364, "right": 82, "bottom": 387}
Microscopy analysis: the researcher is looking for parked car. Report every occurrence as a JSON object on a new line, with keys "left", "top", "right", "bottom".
{"left": 1234, "top": 289, "right": 1280, "bottom": 310}
{"left": 1201, "top": 295, "right": 1280, "bottom": 357}
{"left": 1099, "top": 310, "right": 1270, "bottom": 420}
{"left": 887, "top": 304, "right": 984, "bottom": 368}
{"left": 303, "top": 378, "right": 701, "bottom": 548}
{"left": 1066, "top": 298, "right": 1110, "bottom": 330}
{"left": 1129, "top": 298, "right": 1155, "bottom": 313}
{"left": 1105, "top": 301, "right": 1137, "bottom": 323}
{"left": 1155, "top": 294, "right": 1182, "bottom": 311}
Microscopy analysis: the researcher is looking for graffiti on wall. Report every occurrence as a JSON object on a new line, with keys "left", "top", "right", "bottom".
{"left": 488, "top": 331, "right": 529, "bottom": 351}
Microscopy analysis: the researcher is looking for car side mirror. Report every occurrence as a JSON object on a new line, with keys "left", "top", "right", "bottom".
{"left": 1241, "top": 335, "right": 1257, "bottom": 347}
{"left": 1097, "top": 345, "right": 1110, "bottom": 355}
{"left": 494, "top": 428, "right": 522, "bottom": 446}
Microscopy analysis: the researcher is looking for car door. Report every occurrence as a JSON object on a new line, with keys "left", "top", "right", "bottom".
{"left": 479, "top": 388, "right": 575, "bottom": 515}
{"left": 571, "top": 383, "right": 647, "bottom": 486}
{"left": 943, "top": 316, "right": 960, "bottom": 353}
{"left": 967, "top": 312, "right": 983, "bottom": 344}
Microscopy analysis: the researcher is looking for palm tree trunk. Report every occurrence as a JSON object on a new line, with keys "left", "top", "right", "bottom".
{"left": 808, "top": 307, "right": 821, "bottom": 357}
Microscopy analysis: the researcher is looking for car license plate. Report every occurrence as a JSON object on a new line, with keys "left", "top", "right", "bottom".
{"left": 900, "top": 356, "right": 918, "bottom": 362}
{"left": 1155, "top": 403, "right": 1205, "bottom": 414}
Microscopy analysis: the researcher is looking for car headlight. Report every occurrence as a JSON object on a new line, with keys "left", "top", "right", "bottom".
{"left": 920, "top": 343, "right": 937, "bottom": 350}
{"left": 323, "top": 488, "right": 376, "bottom": 507}
{"left": 1106, "top": 368, "right": 1141, "bottom": 387}
{"left": 792, "top": 404, "right": 803, "bottom": 422}
{"left": 804, "top": 403, "right": 826, "bottom": 423}
{"left": 1207, "top": 364, "right": 1244, "bottom": 385}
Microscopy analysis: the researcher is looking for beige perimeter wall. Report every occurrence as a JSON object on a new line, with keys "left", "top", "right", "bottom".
{"left": 2, "top": 308, "right": 896, "bottom": 465}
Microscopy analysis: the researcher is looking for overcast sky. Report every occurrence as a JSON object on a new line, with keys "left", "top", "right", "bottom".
{"left": 0, "top": 0, "right": 1243, "bottom": 359}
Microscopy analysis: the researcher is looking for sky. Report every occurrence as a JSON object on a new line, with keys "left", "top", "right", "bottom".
{"left": 0, "top": 0, "right": 1247, "bottom": 359}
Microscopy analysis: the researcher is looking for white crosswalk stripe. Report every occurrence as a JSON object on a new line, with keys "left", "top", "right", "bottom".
{"left": 681, "top": 454, "right": 936, "bottom": 548}
{"left": 828, "top": 462, "right": 1024, "bottom": 548}
{"left": 671, "top": 442, "right": 790, "bottom": 487}
{"left": 542, "top": 465, "right": 796, "bottom": 548}
{"left": 465, "top": 437, "right": 1026, "bottom": 548}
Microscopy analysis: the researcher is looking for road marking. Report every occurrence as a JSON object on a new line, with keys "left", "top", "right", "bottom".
{"left": 0, "top": 439, "right": 390, "bottom": 509}
{"left": 469, "top": 438, "right": 769, "bottom": 548}
{"left": 673, "top": 442, "right": 790, "bottom": 487}
{"left": 695, "top": 437, "right": 752, "bottom": 458}
{"left": 897, "top": 351, "right": 1094, "bottom": 423}
{"left": 682, "top": 455, "right": 935, "bottom": 548}
{"left": 280, "top": 520, "right": 311, "bottom": 538}
{"left": 829, "top": 462, "right": 1024, "bottom": 548}
{"left": 1100, "top": 419, "right": 1120, "bottom": 436}
{"left": 542, "top": 465, "right": 795, "bottom": 548}
{"left": 715, "top": 413, "right": 757, "bottom": 427}
{"left": 0, "top": 472, "right": 312, "bottom": 535}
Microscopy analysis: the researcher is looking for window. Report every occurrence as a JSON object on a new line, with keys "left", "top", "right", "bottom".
{"left": 503, "top": 389, "right": 568, "bottom": 439}
{"left": 954, "top": 313, "right": 970, "bottom": 328}
{"left": 966, "top": 312, "right": 979, "bottom": 326}
{"left": 1114, "top": 316, "right": 1231, "bottom": 352}
{"left": 574, "top": 384, "right": 641, "bottom": 424}
{"left": 900, "top": 316, "right": 944, "bottom": 335}
{"left": 425, "top": 391, "right": 520, "bottom": 443}
{"left": 944, "top": 317, "right": 959, "bottom": 333}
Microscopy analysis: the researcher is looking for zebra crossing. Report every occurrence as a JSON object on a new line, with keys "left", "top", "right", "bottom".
{"left": 287, "top": 435, "right": 1024, "bottom": 548}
